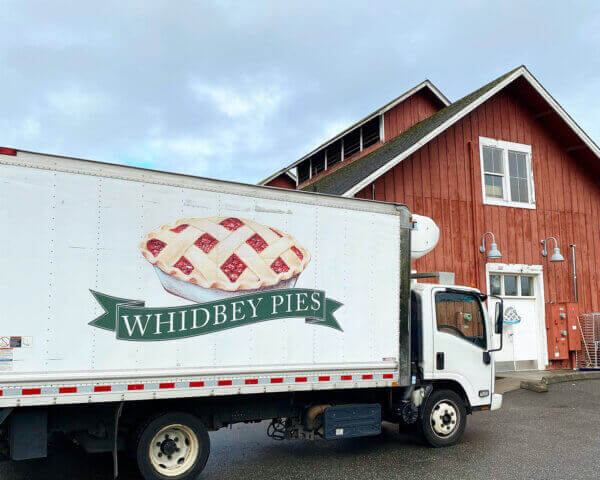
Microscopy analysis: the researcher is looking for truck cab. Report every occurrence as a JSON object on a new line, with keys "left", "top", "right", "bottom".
{"left": 411, "top": 282, "right": 503, "bottom": 414}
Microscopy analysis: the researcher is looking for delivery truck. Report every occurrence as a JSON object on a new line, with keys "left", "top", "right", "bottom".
{"left": 0, "top": 147, "right": 503, "bottom": 479}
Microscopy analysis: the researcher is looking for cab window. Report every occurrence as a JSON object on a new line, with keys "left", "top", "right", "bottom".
{"left": 435, "top": 291, "right": 486, "bottom": 349}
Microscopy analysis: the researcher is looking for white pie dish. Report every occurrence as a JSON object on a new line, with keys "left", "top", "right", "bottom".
{"left": 154, "top": 266, "right": 300, "bottom": 303}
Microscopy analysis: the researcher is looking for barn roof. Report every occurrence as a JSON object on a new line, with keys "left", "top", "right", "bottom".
{"left": 302, "top": 65, "right": 600, "bottom": 196}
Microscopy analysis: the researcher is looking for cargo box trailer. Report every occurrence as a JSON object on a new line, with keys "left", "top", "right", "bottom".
{"left": 0, "top": 148, "right": 503, "bottom": 479}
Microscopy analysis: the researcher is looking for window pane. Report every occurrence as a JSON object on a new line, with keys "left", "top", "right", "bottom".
{"left": 504, "top": 275, "right": 518, "bottom": 296}
{"left": 435, "top": 292, "right": 486, "bottom": 349}
{"left": 521, "top": 276, "right": 533, "bottom": 296}
{"left": 516, "top": 152, "right": 527, "bottom": 177}
{"left": 490, "top": 275, "right": 502, "bottom": 295}
{"left": 508, "top": 151, "right": 529, "bottom": 203}
{"left": 519, "top": 178, "right": 529, "bottom": 203}
{"left": 483, "top": 147, "right": 494, "bottom": 172}
{"left": 485, "top": 174, "right": 503, "bottom": 198}
{"left": 483, "top": 146, "right": 503, "bottom": 174}
{"left": 510, "top": 177, "right": 519, "bottom": 201}
{"left": 493, "top": 148, "right": 503, "bottom": 173}
{"left": 508, "top": 151, "right": 518, "bottom": 177}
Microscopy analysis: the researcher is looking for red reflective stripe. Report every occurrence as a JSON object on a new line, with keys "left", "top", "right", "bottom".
{"left": 295, "top": 377, "right": 308, "bottom": 383}
{"left": 190, "top": 381, "right": 204, "bottom": 388}
{"left": 159, "top": 383, "right": 175, "bottom": 389}
{"left": 362, "top": 374, "right": 373, "bottom": 380}
{"left": 94, "top": 385, "right": 111, "bottom": 392}
{"left": 341, "top": 375, "right": 352, "bottom": 381}
{"left": 270, "top": 377, "right": 283, "bottom": 384}
{"left": 0, "top": 147, "right": 17, "bottom": 156}
{"left": 218, "top": 380, "right": 232, "bottom": 386}
{"left": 383, "top": 374, "right": 393, "bottom": 379}
{"left": 318, "top": 376, "right": 330, "bottom": 381}
{"left": 22, "top": 388, "right": 41, "bottom": 395}
{"left": 127, "top": 384, "right": 144, "bottom": 391}
{"left": 59, "top": 387, "right": 77, "bottom": 394}
{"left": 245, "top": 379, "right": 258, "bottom": 385}
{"left": 0, "top": 390, "right": 3, "bottom": 396}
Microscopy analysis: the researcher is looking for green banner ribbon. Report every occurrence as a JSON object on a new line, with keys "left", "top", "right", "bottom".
{"left": 89, "top": 289, "right": 343, "bottom": 341}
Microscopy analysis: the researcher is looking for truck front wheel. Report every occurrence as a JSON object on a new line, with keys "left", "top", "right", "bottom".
{"left": 419, "top": 389, "right": 467, "bottom": 447}
{"left": 136, "top": 412, "right": 210, "bottom": 480}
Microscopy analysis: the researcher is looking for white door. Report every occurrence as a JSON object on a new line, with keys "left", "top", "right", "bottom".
{"left": 487, "top": 268, "right": 545, "bottom": 371}
{"left": 432, "top": 288, "right": 493, "bottom": 406}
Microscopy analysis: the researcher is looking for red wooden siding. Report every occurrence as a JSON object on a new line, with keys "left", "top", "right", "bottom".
{"left": 356, "top": 89, "right": 600, "bottom": 321}
{"left": 384, "top": 89, "right": 443, "bottom": 140}
{"left": 265, "top": 175, "right": 296, "bottom": 189}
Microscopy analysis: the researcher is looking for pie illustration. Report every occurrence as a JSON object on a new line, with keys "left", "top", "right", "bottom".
{"left": 140, "top": 217, "right": 311, "bottom": 302}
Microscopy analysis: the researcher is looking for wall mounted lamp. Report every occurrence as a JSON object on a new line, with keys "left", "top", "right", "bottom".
{"left": 541, "top": 236, "right": 565, "bottom": 262}
{"left": 479, "top": 232, "right": 502, "bottom": 259}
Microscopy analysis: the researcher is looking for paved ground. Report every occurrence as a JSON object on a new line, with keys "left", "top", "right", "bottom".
{"left": 3, "top": 380, "right": 600, "bottom": 479}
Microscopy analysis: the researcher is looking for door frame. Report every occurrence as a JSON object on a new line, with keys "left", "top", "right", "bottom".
{"left": 485, "top": 263, "right": 548, "bottom": 370}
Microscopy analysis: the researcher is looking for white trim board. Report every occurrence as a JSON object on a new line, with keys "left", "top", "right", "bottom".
{"left": 343, "top": 66, "right": 600, "bottom": 197}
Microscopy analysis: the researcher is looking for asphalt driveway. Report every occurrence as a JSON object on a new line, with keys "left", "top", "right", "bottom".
{"left": 3, "top": 380, "right": 600, "bottom": 479}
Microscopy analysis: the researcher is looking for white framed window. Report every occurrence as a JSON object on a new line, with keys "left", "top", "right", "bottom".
{"left": 479, "top": 137, "right": 535, "bottom": 209}
{"left": 489, "top": 273, "right": 535, "bottom": 298}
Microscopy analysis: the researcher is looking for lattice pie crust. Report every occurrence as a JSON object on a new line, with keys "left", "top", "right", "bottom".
{"left": 140, "top": 217, "right": 311, "bottom": 292}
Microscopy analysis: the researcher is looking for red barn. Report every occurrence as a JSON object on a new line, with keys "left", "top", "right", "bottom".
{"left": 261, "top": 66, "right": 600, "bottom": 372}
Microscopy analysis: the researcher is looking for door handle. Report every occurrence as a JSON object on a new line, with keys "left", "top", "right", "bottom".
{"left": 436, "top": 352, "right": 445, "bottom": 370}
{"left": 483, "top": 351, "right": 491, "bottom": 365}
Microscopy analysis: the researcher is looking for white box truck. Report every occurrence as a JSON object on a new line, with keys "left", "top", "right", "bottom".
{"left": 0, "top": 147, "right": 503, "bottom": 479}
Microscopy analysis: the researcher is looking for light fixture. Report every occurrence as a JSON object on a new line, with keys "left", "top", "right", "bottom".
{"left": 479, "top": 232, "right": 502, "bottom": 259}
{"left": 541, "top": 237, "right": 565, "bottom": 262}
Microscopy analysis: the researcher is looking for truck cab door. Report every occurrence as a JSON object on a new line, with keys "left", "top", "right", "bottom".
{"left": 431, "top": 288, "right": 493, "bottom": 408}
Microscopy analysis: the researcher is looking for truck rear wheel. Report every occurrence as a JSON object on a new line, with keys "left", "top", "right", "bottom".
{"left": 419, "top": 389, "right": 466, "bottom": 447}
{"left": 136, "top": 412, "right": 210, "bottom": 480}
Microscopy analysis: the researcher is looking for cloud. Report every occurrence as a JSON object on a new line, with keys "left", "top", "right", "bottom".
{"left": 189, "top": 81, "right": 284, "bottom": 119}
{"left": 0, "top": 1, "right": 599, "bottom": 184}
{"left": 46, "top": 88, "right": 113, "bottom": 118}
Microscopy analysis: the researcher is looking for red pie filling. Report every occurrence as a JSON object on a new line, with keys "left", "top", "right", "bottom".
{"left": 170, "top": 224, "right": 189, "bottom": 233}
{"left": 270, "top": 227, "right": 283, "bottom": 238}
{"left": 221, "top": 254, "right": 247, "bottom": 282}
{"left": 291, "top": 246, "right": 303, "bottom": 260}
{"left": 194, "top": 233, "right": 218, "bottom": 253}
{"left": 246, "top": 234, "right": 268, "bottom": 253}
{"left": 174, "top": 256, "right": 194, "bottom": 275}
{"left": 220, "top": 218, "right": 244, "bottom": 231}
{"left": 146, "top": 238, "right": 166, "bottom": 257}
{"left": 271, "top": 257, "right": 289, "bottom": 274}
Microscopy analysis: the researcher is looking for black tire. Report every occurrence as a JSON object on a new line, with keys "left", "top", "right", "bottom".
{"left": 418, "top": 389, "right": 467, "bottom": 447}
{"left": 135, "top": 412, "right": 210, "bottom": 480}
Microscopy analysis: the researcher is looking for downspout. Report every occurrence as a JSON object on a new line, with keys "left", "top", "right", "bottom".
{"left": 570, "top": 244, "right": 577, "bottom": 302}
{"left": 468, "top": 141, "right": 484, "bottom": 291}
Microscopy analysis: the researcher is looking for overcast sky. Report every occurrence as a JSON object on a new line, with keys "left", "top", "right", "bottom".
{"left": 2, "top": 1, "right": 599, "bottom": 184}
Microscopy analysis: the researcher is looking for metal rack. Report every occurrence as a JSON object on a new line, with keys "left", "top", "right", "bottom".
{"left": 577, "top": 313, "right": 600, "bottom": 369}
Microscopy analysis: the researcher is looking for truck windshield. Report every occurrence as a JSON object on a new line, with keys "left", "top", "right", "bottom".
{"left": 435, "top": 291, "right": 486, "bottom": 349}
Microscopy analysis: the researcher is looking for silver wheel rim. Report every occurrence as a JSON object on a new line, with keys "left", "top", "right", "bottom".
{"left": 149, "top": 424, "right": 199, "bottom": 477}
{"left": 430, "top": 400, "right": 459, "bottom": 438}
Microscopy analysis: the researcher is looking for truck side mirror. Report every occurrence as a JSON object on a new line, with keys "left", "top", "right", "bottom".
{"left": 495, "top": 302, "right": 503, "bottom": 335}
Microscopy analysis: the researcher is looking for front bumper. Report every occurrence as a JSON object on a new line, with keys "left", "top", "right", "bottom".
{"left": 491, "top": 393, "right": 503, "bottom": 411}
